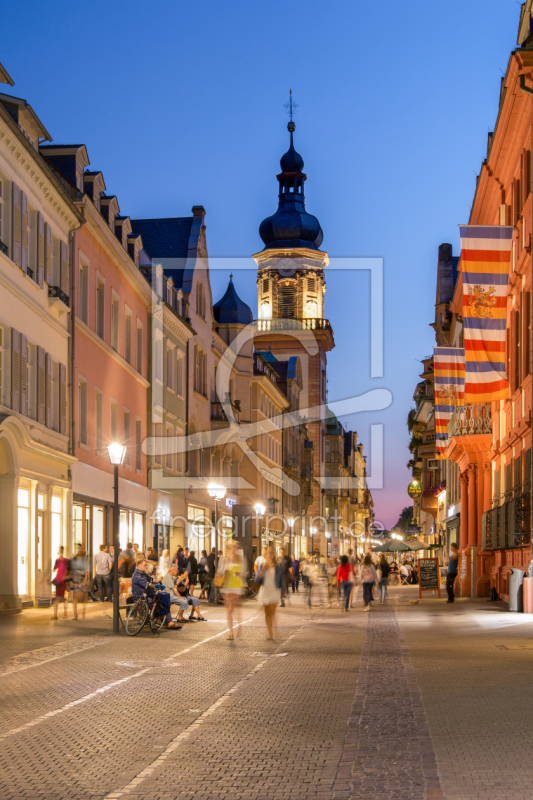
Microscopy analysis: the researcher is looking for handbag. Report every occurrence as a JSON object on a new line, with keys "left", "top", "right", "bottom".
{"left": 214, "top": 573, "right": 225, "bottom": 588}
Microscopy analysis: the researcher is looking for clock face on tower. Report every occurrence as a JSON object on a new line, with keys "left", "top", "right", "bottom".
{"left": 278, "top": 257, "right": 296, "bottom": 277}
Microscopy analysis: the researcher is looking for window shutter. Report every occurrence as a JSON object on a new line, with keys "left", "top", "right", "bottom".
{"left": 37, "top": 346, "right": 45, "bottom": 424}
{"left": 59, "top": 363, "right": 67, "bottom": 435}
{"left": 37, "top": 213, "right": 45, "bottom": 287}
{"left": 45, "top": 353, "right": 52, "bottom": 428}
{"left": 21, "top": 192, "right": 28, "bottom": 273}
{"left": 12, "top": 184, "right": 21, "bottom": 266}
{"left": 20, "top": 334, "right": 28, "bottom": 417}
{"left": 60, "top": 240, "right": 69, "bottom": 298}
{"left": 44, "top": 224, "right": 52, "bottom": 284}
{"left": 11, "top": 328, "right": 20, "bottom": 412}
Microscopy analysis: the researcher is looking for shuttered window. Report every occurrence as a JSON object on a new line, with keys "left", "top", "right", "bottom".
{"left": 111, "top": 295, "right": 119, "bottom": 351}
{"left": 279, "top": 286, "right": 295, "bottom": 318}
{"left": 59, "top": 364, "right": 67, "bottom": 436}
{"left": 136, "top": 322, "right": 143, "bottom": 374}
{"left": 123, "top": 409, "right": 131, "bottom": 467}
{"left": 37, "top": 213, "right": 44, "bottom": 287}
{"left": 44, "top": 224, "right": 52, "bottom": 284}
{"left": 60, "top": 241, "right": 69, "bottom": 298}
{"left": 135, "top": 418, "right": 142, "bottom": 472}
{"left": 12, "top": 184, "right": 21, "bottom": 266}
{"left": 37, "top": 346, "right": 45, "bottom": 424}
{"left": 11, "top": 328, "right": 20, "bottom": 412}
{"left": 21, "top": 191, "right": 28, "bottom": 273}
{"left": 124, "top": 308, "right": 132, "bottom": 364}
{"left": 78, "top": 378, "right": 88, "bottom": 445}
{"left": 96, "top": 277, "right": 105, "bottom": 339}
{"left": 20, "top": 334, "right": 28, "bottom": 416}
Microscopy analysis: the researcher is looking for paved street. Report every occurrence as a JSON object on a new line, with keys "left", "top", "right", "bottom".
{"left": 1, "top": 582, "right": 533, "bottom": 800}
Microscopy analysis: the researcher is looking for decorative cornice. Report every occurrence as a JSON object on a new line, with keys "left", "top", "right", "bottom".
{"left": 75, "top": 317, "right": 150, "bottom": 388}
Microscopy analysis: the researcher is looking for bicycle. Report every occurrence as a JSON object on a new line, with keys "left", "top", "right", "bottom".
{"left": 244, "top": 577, "right": 258, "bottom": 599}
{"left": 125, "top": 593, "right": 166, "bottom": 636}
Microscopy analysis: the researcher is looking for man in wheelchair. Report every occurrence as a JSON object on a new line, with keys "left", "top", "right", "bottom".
{"left": 130, "top": 559, "right": 180, "bottom": 629}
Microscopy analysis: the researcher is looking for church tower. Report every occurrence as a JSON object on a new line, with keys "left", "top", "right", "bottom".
{"left": 253, "top": 116, "right": 334, "bottom": 549}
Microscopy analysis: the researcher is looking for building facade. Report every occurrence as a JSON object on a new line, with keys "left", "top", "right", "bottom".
{"left": 0, "top": 80, "right": 83, "bottom": 609}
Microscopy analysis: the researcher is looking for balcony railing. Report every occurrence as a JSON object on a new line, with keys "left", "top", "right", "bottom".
{"left": 211, "top": 400, "right": 240, "bottom": 424}
{"left": 48, "top": 285, "right": 69, "bottom": 306}
{"left": 255, "top": 318, "right": 332, "bottom": 333}
{"left": 449, "top": 403, "right": 492, "bottom": 437}
{"left": 481, "top": 482, "right": 531, "bottom": 550}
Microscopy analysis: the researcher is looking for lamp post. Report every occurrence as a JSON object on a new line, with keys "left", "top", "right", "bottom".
{"left": 310, "top": 526, "right": 316, "bottom": 560}
{"left": 108, "top": 442, "right": 126, "bottom": 635}
{"left": 254, "top": 502, "right": 266, "bottom": 558}
{"left": 288, "top": 517, "right": 294, "bottom": 559}
{"left": 207, "top": 484, "right": 226, "bottom": 565}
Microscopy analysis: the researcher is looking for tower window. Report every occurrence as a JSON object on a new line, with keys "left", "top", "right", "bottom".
{"left": 262, "top": 279, "right": 269, "bottom": 293}
{"left": 279, "top": 286, "right": 296, "bottom": 318}
{"left": 307, "top": 277, "right": 316, "bottom": 292}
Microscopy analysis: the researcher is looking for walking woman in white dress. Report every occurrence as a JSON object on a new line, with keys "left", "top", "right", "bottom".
{"left": 255, "top": 548, "right": 284, "bottom": 640}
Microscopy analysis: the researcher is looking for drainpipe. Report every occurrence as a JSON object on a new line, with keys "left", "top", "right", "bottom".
{"left": 519, "top": 74, "right": 533, "bottom": 559}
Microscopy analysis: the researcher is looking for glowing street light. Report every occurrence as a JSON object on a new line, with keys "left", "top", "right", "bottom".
{"left": 254, "top": 502, "right": 266, "bottom": 555}
{"left": 288, "top": 517, "right": 295, "bottom": 558}
{"left": 207, "top": 484, "right": 226, "bottom": 579}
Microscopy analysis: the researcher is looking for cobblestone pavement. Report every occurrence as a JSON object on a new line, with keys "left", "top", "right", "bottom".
{"left": 1, "top": 584, "right": 533, "bottom": 799}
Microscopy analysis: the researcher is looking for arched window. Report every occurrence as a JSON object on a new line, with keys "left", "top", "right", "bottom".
{"left": 261, "top": 300, "right": 271, "bottom": 319}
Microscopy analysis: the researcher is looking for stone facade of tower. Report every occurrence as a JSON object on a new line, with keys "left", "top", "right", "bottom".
{"left": 253, "top": 122, "right": 334, "bottom": 554}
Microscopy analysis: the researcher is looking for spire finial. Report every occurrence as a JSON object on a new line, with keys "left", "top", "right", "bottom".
{"left": 284, "top": 89, "right": 298, "bottom": 131}
{"left": 229, "top": 273, "right": 233, "bottom": 281}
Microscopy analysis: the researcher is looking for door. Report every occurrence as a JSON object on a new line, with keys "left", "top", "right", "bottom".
{"left": 35, "top": 492, "right": 46, "bottom": 598}
{"left": 17, "top": 488, "right": 30, "bottom": 597}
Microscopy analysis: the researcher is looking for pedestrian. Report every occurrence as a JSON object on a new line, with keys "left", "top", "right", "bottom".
{"left": 291, "top": 556, "right": 300, "bottom": 592}
{"left": 175, "top": 546, "right": 185, "bottom": 570}
{"left": 377, "top": 554, "right": 390, "bottom": 603}
{"left": 327, "top": 558, "right": 338, "bottom": 603}
{"left": 159, "top": 549, "right": 171, "bottom": 577}
{"left": 187, "top": 550, "right": 199, "bottom": 596}
{"left": 133, "top": 542, "right": 145, "bottom": 561}
{"left": 446, "top": 542, "right": 459, "bottom": 603}
{"left": 198, "top": 550, "right": 209, "bottom": 598}
{"left": 93, "top": 544, "right": 113, "bottom": 604}
{"left": 336, "top": 555, "right": 355, "bottom": 611}
{"left": 218, "top": 541, "right": 246, "bottom": 640}
{"left": 176, "top": 568, "right": 207, "bottom": 620}
{"left": 70, "top": 545, "right": 89, "bottom": 620}
{"left": 147, "top": 547, "right": 158, "bottom": 569}
{"left": 255, "top": 548, "right": 284, "bottom": 640}
{"left": 254, "top": 547, "right": 267, "bottom": 579}
{"left": 51, "top": 546, "right": 69, "bottom": 619}
{"left": 207, "top": 547, "right": 217, "bottom": 603}
{"left": 162, "top": 565, "right": 189, "bottom": 623}
{"left": 307, "top": 559, "right": 319, "bottom": 607}
{"left": 361, "top": 554, "right": 377, "bottom": 611}
{"left": 279, "top": 548, "right": 291, "bottom": 606}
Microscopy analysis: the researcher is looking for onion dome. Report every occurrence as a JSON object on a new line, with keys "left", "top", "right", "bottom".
{"left": 259, "top": 121, "right": 323, "bottom": 250}
{"left": 213, "top": 275, "right": 253, "bottom": 324}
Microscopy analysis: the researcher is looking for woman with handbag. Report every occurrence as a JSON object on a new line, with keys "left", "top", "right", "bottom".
{"left": 217, "top": 541, "right": 246, "bottom": 640}
{"left": 70, "top": 545, "right": 89, "bottom": 620}
{"left": 51, "top": 546, "right": 70, "bottom": 620}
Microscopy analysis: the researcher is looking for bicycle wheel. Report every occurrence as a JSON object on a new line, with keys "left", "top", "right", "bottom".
{"left": 125, "top": 600, "right": 148, "bottom": 636}
{"left": 149, "top": 599, "right": 166, "bottom": 634}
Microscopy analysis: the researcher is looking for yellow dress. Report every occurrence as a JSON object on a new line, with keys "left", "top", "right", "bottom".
{"left": 224, "top": 561, "right": 245, "bottom": 594}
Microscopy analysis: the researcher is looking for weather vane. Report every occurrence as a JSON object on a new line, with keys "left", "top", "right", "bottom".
{"left": 283, "top": 89, "right": 298, "bottom": 122}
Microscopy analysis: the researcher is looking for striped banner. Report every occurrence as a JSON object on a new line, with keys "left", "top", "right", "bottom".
{"left": 459, "top": 225, "right": 512, "bottom": 403}
{"left": 433, "top": 347, "right": 465, "bottom": 455}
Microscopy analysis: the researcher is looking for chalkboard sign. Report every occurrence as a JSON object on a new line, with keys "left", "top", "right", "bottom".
{"left": 418, "top": 558, "right": 441, "bottom": 598}
{"left": 460, "top": 554, "right": 467, "bottom": 580}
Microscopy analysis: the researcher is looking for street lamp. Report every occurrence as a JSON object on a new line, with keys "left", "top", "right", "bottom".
{"left": 310, "top": 526, "right": 316, "bottom": 560}
{"left": 108, "top": 442, "right": 126, "bottom": 635}
{"left": 207, "top": 483, "right": 226, "bottom": 564}
{"left": 254, "top": 502, "right": 266, "bottom": 556}
{"left": 287, "top": 517, "right": 294, "bottom": 559}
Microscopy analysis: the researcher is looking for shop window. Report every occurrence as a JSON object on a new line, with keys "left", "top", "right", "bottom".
{"left": 72, "top": 502, "right": 90, "bottom": 550}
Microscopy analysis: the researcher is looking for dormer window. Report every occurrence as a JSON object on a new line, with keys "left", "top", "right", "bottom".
{"left": 83, "top": 171, "right": 105, "bottom": 212}
{"left": 114, "top": 216, "right": 132, "bottom": 249}
{"left": 100, "top": 195, "right": 120, "bottom": 232}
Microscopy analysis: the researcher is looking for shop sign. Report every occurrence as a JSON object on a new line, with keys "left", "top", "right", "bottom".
{"left": 407, "top": 480, "right": 422, "bottom": 499}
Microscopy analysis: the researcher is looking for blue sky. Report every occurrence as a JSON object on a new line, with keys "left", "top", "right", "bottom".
{"left": 1, "top": 0, "right": 520, "bottom": 527}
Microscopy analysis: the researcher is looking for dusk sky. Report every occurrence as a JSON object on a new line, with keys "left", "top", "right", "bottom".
{"left": 2, "top": 0, "right": 519, "bottom": 527}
